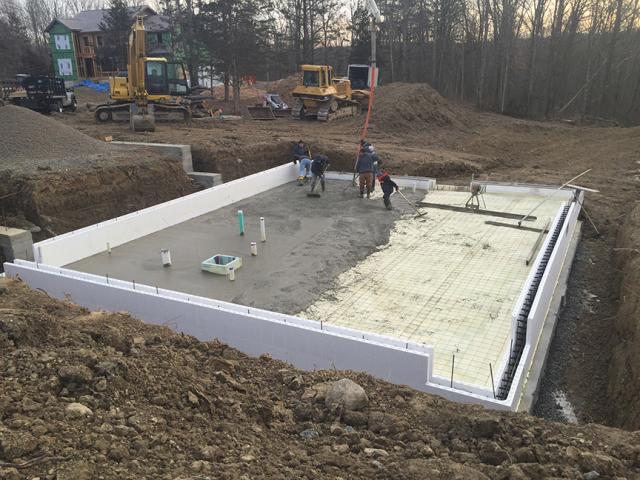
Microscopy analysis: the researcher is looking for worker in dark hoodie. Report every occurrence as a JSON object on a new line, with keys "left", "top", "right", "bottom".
{"left": 355, "top": 149, "right": 375, "bottom": 198}
{"left": 377, "top": 171, "right": 399, "bottom": 210}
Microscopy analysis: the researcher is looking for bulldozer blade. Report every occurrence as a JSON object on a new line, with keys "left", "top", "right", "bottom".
{"left": 131, "top": 114, "right": 155, "bottom": 132}
{"left": 273, "top": 108, "right": 292, "bottom": 117}
{"left": 130, "top": 103, "right": 155, "bottom": 132}
{"left": 247, "top": 106, "right": 276, "bottom": 120}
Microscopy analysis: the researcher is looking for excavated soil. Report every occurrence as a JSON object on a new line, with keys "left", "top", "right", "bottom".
{"left": 0, "top": 279, "right": 639, "bottom": 480}
{"left": 359, "top": 83, "right": 469, "bottom": 132}
{"left": 0, "top": 160, "right": 197, "bottom": 240}
{"left": 608, "top": 205, "right": 640, "bottom": 430}
{"left": 266, "top": 73, "right": 301, "bottom": 105}
{"left": 0, "top": 104, "right": 198, "bottom": 239}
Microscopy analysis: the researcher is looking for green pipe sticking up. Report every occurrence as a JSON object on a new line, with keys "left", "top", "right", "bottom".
{"left": 237, "top": 209, "right": 245, "bottom": 236}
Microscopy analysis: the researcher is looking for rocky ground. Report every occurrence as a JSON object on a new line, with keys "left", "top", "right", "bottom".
{"left": 0, "top": 279, "right": 639, "bottom": 480}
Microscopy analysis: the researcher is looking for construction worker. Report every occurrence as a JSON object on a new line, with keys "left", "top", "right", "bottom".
{"left": 360, "top": 139, "right": 380, "bottom": 192}
{"left": 377, "top": 171, "right": 399, "bottom": 210}
{"left": 309, "top": 154, "right": 330, "bottom": 194}
{"left": 293, "top": 140, "right": 311, "bottom": 185}
{"left": 355, "top": 149, "right": 375, "bottom": 198}
{"left": 293, "top": 140, "right": 308, "bottom": 162}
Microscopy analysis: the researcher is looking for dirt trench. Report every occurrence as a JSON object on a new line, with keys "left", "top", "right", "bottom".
{"left": 0, "top": 158, "right": 198, "bottom": 240}
{"left": 607, "top": 204, "right": 640, "bottom": 430}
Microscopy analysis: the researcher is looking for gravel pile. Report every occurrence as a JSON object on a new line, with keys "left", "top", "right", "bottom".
{"left": 0, "top": 105, "right": 119, "bottom": 173}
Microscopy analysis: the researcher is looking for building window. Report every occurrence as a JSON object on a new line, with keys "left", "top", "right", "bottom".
{"left": 54, "top": 34, "right": 70, "bottom": 50}
{"left": 83, "top": 36, "right": 91, "bottom": 46}
{"left": 97, "top": 36, "right": 103, "bottom": 47}
{"left": 57, "top": 58, "right": 73, "bottom": 76}
{"left": 157, "top": 33, "right": 163, "bottom": 44}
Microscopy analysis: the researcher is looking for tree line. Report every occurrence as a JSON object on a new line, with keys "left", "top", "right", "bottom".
{"left": 1, "top": 0, "right": 639, "bottom": 124}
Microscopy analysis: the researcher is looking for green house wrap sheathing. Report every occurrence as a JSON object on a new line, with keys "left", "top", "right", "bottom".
{"left": 48, "top": 23, "right": 79, "bottom": 81}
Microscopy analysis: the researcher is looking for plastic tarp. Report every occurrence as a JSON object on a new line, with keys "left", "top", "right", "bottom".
{"left": 74, "top": 80, "right": 110, "bottom": 92}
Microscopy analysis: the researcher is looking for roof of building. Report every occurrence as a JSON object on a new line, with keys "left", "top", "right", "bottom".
{"left": 45, "top": 5, "right": 170, "bottom": 34}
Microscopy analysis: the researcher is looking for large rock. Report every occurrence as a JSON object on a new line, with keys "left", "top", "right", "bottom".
{"left": 65, "top": 402, "right": 93, "bottom": 419}
{"left": 324, "top": 378, "right": 368, "bottom": 411}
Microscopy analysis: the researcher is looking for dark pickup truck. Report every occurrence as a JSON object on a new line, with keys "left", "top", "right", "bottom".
{"left": 1, "top": 75, "right": 77, "bottom": 113}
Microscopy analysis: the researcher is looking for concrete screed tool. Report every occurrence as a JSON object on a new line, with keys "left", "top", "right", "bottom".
{"left": 396, "top": 190, "right": 427, "bottom": 218}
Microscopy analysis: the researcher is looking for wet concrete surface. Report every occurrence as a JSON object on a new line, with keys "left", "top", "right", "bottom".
{"left": 67, "top": 181, "right": 424, "bottom": 314}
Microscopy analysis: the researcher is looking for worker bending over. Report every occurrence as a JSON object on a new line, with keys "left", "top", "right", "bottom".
{"left": 377, "top": 171, "right": 399, "bottom": 210}
{"left": 293, "top": 140, "right": 311, "bottom": 185}
{"left": 310, "top": 154, "right": 330, "bottom": 194}
{"left": 355, "top": 149, "right": 375, "bottom": 198}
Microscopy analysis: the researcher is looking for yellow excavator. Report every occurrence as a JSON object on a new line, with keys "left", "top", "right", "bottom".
{"left": 291, "top": 65, "right": 365, "bottom": 122}
{"left": 94, "top": 17, "right": 190, "bottom": 131}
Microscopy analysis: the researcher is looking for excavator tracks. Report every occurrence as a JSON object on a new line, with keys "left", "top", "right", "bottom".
{"left": 94, "top": 102, "right": 190, "bottom": 124}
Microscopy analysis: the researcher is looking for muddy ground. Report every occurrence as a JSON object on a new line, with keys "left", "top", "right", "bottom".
{"left": 49, "top": 85, "right": 640, "bottom": 429}
{"left": 1, "top": 279, "right": 639, "bottom": 480}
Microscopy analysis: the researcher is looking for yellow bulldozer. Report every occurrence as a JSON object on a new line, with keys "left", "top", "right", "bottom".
{"left": 94, "top": 17, "right": 191, "bottom": 132}
{"left": 291, "top": 65, "right": 369, "bottom": 122}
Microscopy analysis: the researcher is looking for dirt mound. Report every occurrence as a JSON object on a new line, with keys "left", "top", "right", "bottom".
{"left": 366, "top": 83, "right": 468, "bottom": 132}
{"left": 608, "top": 204, "right": 640, "bottom": 429}
{"left": 268, "top": 73, "right": 301, "bottom": 105}
{"left": 0, "top": 105, "right": 116, "bottom": 172}
{"left": 1, "top": 279, "right": 639, "bottom": 479}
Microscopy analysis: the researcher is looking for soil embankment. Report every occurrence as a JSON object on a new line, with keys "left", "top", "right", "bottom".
{"left": 0, "top": 104, "right": 198, "bottom": 238}
{"left": 608, "top": 205, "right": 640, "bottom": 430}
{"left": 1, "top": 279, "right": 639, "bottom": 479}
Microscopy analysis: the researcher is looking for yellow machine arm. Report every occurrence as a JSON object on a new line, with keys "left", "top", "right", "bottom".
{"left": 128, "top": 16, "right": 147, "bottom": 101}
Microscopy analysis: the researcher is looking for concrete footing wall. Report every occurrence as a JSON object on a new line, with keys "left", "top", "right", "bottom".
{"left": 4, "top": 169, "right": 582, "bottom": 411}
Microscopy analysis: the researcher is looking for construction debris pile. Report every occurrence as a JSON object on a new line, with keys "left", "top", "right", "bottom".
{"left": 0, "top": 105, "right": 117, "bottom": 172}
{"left": 0, "top": 280, "right": 638, "bottom": 479}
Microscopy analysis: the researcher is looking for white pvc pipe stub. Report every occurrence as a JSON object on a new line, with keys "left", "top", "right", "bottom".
{"left": 260, "top": 217, "right": 266, "bottom": 242}
{"left": 250, "top": 242, "right": 258, "bottom": 256}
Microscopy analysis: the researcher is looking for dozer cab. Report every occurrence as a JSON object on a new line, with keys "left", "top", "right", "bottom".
{"left": 94, "top": 17, "right": 190, "bottom": 132}
{"left": 291, "top": 65, "right": 361, "bottom": 122}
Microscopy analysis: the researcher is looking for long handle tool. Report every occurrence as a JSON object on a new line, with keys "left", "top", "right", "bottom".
{"left": 397, "top": 190, "right": 427, "bottom": 217}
